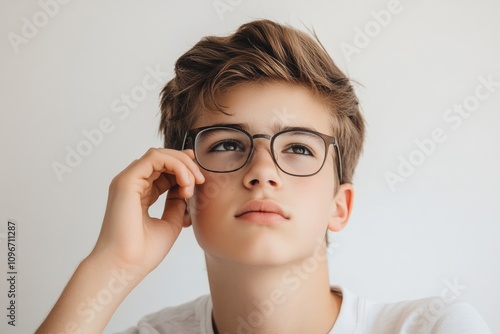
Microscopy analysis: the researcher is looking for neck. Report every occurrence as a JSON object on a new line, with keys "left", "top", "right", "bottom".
{"left": 206, "top": 254, "right": 341, "bottom": 334}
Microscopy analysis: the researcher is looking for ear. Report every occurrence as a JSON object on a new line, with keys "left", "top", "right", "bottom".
{"left": 328, "top": 183, "right": 354, "bottom": 232}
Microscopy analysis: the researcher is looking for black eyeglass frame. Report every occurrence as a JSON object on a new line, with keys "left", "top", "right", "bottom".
{"left": 182, "top": 125, "right": 343, "bottom": 182}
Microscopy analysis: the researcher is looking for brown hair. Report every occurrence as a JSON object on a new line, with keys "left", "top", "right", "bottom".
{"left": 159, "top": 19, "right": 365, "bottom": 184}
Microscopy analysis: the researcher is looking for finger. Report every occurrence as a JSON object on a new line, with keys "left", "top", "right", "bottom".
{"left": 181, "top": 149, "right": 205, "bottom": 184}
{"left": 161, "top": 186, "right": 188, "bottom": 229}
{"left": 151, "top": 172, "right": 177, "bottom": 198}
{"left": 182, "top": 149, "right": 195, "bottom": 160}
{"left": 145, "top": 149, "right": 204, "bottom": 198}
{"left": 151, "top": 171, "right": 192, "bottom": 201}
{"left": 164, "top": 149, "right": 205, "bottom": 184}
{"left": 150, "top": 167, "right": 192, "bottom": 199}
{"left": 121, "top": 150, "right": 193, "bottom": 188}
{"left": 144, "top": 149, "right": 204, "bottom": 186}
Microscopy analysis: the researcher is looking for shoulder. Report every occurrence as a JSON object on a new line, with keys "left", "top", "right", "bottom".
{"left": 441, "top": 302, "right": 491, "bottom": 330}
{"left": 331, "top": 286, "right": 490, "bottom": 334}
{"left": 373, "top": 297, "right": 490, "bottom": 333}
{"left": 115, "top": 295, "right": 213, "bottom": 334}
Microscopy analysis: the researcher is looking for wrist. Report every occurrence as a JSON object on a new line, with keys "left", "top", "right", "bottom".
{"left": 36, "top": 252, "right": 145, "bottom": 333}
{"left": 84, "top": 250, "right": 147, "bottom": 286}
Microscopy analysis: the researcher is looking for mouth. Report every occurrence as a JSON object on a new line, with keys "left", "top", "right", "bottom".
{"left": 235, "top": 200, "right": 289, "bottom": 224}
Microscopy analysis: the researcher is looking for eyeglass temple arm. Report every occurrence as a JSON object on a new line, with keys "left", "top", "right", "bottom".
{"left": 181, "top": 132, "right": 189, "bottom": 150}
{"left": 333, "top": 142, "right": 343, "bottom": 184}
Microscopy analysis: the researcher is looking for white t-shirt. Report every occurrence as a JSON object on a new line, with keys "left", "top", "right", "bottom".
{"left": 116, "top": 286, "right": 490, "bottom": 333}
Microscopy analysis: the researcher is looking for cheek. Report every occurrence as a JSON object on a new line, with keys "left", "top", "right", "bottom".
{"left": 188, "top": 182, "right": 223, "bottom": 250}
{"left": 188, "top": 172, "right": 235, "bottom": 227}
{"left": 188, "top": 172, "right": 235, "bottom": 221}
{"left": 291, "top": 172, "right": 335, "bottom": 225}
{"left": 188, "top": 173, "right": 239, "bottom": 253}
{"left": 296, "top": 187, "right": 333, "bottom": 223}
{"left": 297, "top": 165, "right": 336, "bottom": 198}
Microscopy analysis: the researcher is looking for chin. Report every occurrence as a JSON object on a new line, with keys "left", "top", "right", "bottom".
{"left": 199, "top": 234, "right": 307, "bottom": 268}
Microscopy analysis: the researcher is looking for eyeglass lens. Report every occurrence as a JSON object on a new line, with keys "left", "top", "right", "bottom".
{"left": 193, "top": 128, "right": 327, "bottom": 176}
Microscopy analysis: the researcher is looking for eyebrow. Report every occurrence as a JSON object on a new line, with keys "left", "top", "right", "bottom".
{"left": 206, "top": 123, "right": 249, "bottom": 131}
{"left": 205, "top": 123, "right": 321, "bottom": 134}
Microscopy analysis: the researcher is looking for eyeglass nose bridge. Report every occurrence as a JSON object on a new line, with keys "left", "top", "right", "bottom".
{"left": 247, "top": 133, "right": 277, "bottom": 165}
{"left": 252, "top": 133, "right": 271, "bottom": 140}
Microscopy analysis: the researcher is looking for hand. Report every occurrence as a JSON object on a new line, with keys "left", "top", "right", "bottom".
{"left": 90, "top": 148, "right": 205, "bottom": 276}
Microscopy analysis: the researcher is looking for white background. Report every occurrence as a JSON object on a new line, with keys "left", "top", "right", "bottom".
{"left": 1, "top": 0, "right": 499, "bottom": 333}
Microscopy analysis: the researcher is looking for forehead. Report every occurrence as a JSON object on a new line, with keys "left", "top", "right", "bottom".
{"left": 194, "top": 82, "right": 333, "bottom": 135}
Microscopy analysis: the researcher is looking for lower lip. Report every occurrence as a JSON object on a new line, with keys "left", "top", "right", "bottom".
{"left": 236, "top": 212, "right": 287, "bottom": 224}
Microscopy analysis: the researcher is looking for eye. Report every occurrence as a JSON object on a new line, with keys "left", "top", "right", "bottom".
{"left": 284, "top": 144, "right": 313, "bottom": 156}
{"left": 210, "top": 140, "right": 245, "bottom": 152}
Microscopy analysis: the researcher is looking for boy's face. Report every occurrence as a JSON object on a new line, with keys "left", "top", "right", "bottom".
{"left": 187, "top": 82, "right": 351, "bottom": 266}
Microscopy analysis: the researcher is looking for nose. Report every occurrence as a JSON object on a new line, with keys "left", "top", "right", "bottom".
{"left": 242, "top": 138, "right": 282, "bottom": 189}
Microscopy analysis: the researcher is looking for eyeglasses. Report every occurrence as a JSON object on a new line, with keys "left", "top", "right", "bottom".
{"left": 182, "top": 125, "right": 342, "bottom": 181}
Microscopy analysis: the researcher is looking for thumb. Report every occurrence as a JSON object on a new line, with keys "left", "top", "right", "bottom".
{"left": 162, "top": 186, "right": 189, "bottom": 230}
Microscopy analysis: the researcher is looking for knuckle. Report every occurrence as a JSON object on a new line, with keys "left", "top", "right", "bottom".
{"left": 145, "top": 147, "right": 160, "bottom": 158}
{"left": 109, "top": 174, "right": 123, "bottom": 192}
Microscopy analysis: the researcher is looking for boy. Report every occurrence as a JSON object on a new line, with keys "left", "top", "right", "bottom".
{"left": 37, "top": 19, "right": 490, "bottom": 333}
